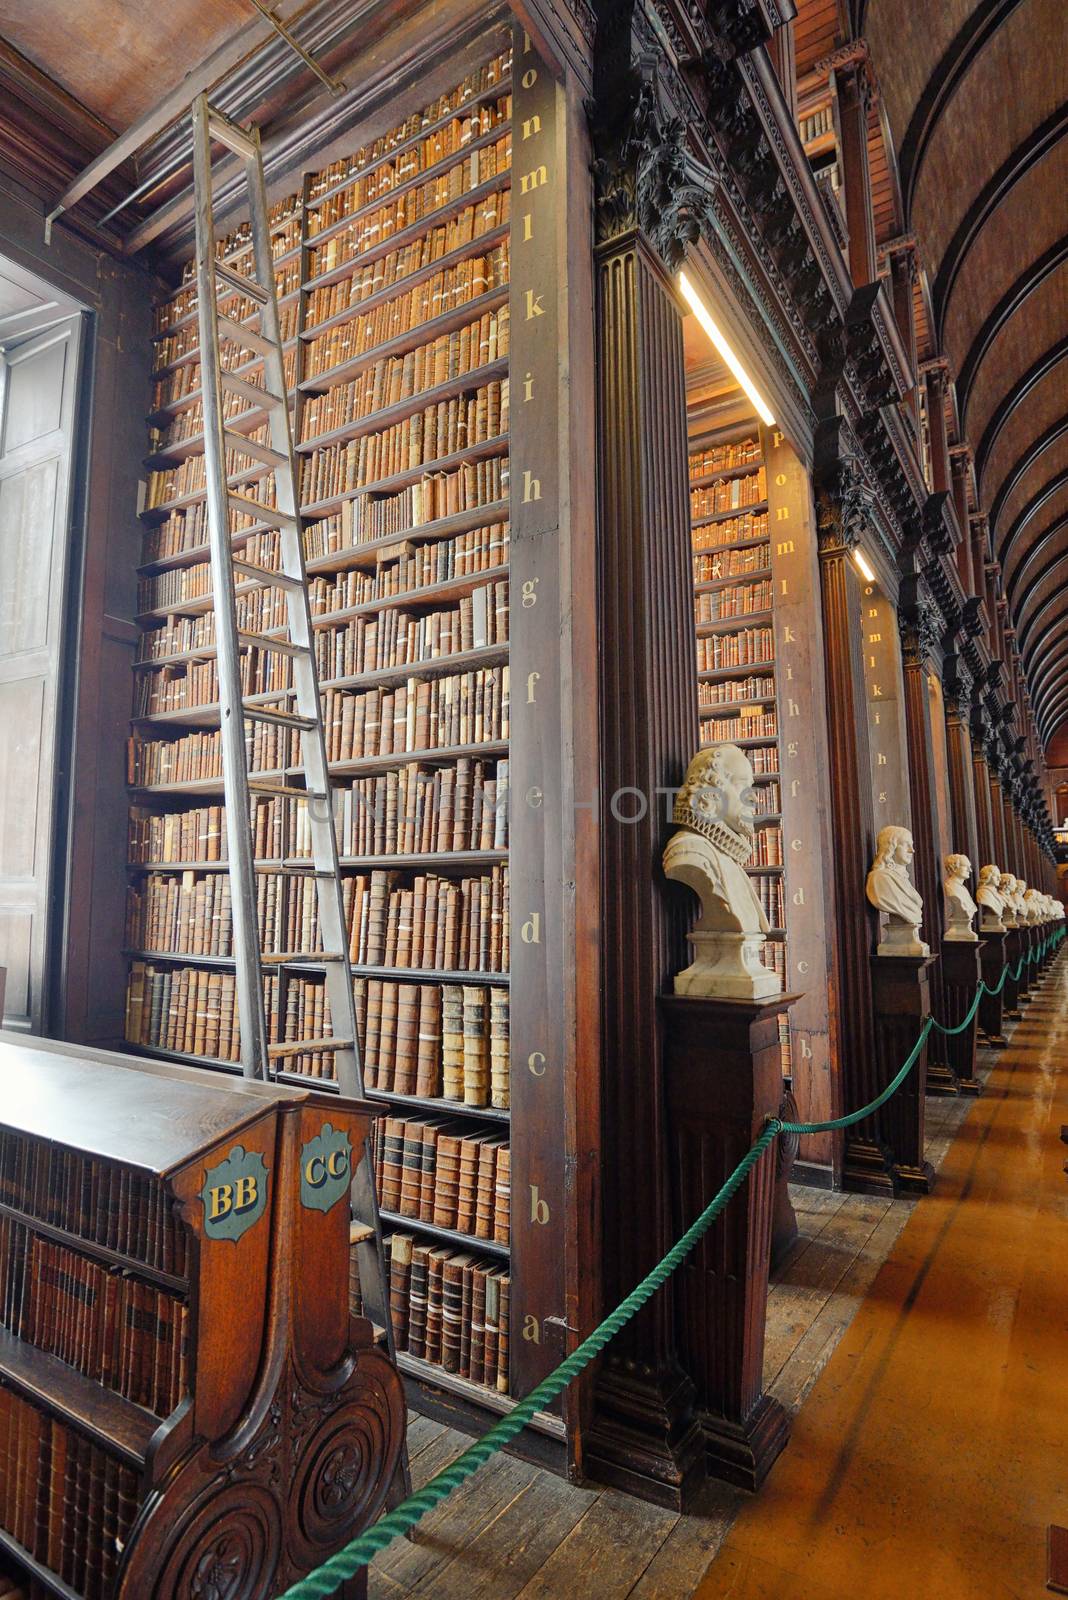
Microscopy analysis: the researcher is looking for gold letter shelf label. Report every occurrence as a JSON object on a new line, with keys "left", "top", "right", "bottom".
{"left": 528, "top": 1050, "right": 547, "bottom": 1076}
{"left": 522, "top": 1315, "right": 541, "bottom": 1343}
{"left": 521, "top": 912, "right": 541, "bottom": 944}
{"left": 530, "top": 1185, "right": 550, "bottom": 1224}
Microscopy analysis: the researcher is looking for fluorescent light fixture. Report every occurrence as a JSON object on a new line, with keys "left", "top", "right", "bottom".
{"left": 854, "top": 548, "right": 876, "bottom": 583}
{"left": 678, "top": 270, "right": 776, "bottom": 427}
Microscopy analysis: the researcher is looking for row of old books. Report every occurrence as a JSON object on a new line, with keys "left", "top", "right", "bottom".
{"left": 751, "top": 825, "right": 784, "bottom": 866}
{"left": 171, "top": 190, "right": 300, "bottom": 288}
{"left": 150, "top": 340, "right": 298, "bottom": 414}
{"left": 306, "top": 51, "right": 511, "bottom": 204}
{"left": 749, "top": 745, "right": 780, "bottom": 776}
{"left": 299, "top": 379, "right": 508, "bottom": 503}
{"left": 299, "top": 307, "right": 509, "bottom": 443}
{"left": 690, "top": 465, "right": 767, "bottom": 519}
{"left": 128, "top": 757, "right": 509, "bottom": 864}
{"left": 754, "top": 779, "right": 781, "bottom": 814}
{"left": 319, "top": 665, "right": 510, "bottom": 760}
{"left": 387, "top": 1234, "right": 509, "bottom": 1392}
{"left": 305, "top": 135, "right": 511, "bottom": 281}
{"left": 0, "top": 1130, "right": 187, "bottom": 1278}
{"left": 695, "top": 625, "right": 775, "bottom": 671}
{"left": 145, "top": 442, "right": 277, "bottom": 512}
{"left": 362, "top": 980, "right": 509, "bottom": 1106}
{"left": 693, "top": 541, "right": 771, "bottom": 582}
{"left": 125, "top": 962, "right": 268, "bottom": 1062}
{"left": 694, "top": 578, "right": 773, "bottom": 624}
{"left": 308, "top": 96, "right": 512, "bottom": 234}
{"left": 304, "top": 451, "right": 508, "bottom": 542}
{"left": 152, "top": 256, "right": 301, "bottom": 343}
{"left": 152, "top": 293, "right": 300, "bottom": 375}
{"left": 699, "top": 673, "right": 776, "bottom": 706}
{"left": 375, "top": 1115, "right": 509, "bottom": 1242}
{"left": 691, "top": 509, "right": 769, "bottom": 554}
{"left": 0, "top": 1386, "right": 139, "bottom": 1600}
{"left": 760, "top": 941, "right": 787, "bottom": 982}
{"left": 753, "top": 875, "right": 785, "bottom": 926}
{"left": 0, "top": 1215, "right": 189, "bottom": 1417}
{"left": 688, "top": 436, "right": 763, "bottom": 477}
{"left": 699, "top": 708, "right": 778, "bottom": 742}
{"left": 303, "top": 221, "right": 510, "bottom": 359}
{"left": 126, "top": 723, "right": 299, "bottom": 787}
{"left": 301, "top": 516, "right": 508, "bottom": 579}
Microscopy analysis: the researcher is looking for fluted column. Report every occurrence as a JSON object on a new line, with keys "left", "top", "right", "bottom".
{"left": 944, "top": 675, "right": 980, "bottom": 869}
{"left": 971, "top": 713, "right": 996, "bottom": 866}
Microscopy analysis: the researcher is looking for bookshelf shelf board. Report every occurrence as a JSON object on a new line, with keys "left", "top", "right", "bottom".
{"left": 299, "top": 240, "right": 509, "bottom": 362}
{"left": 127, "top": 741, "right": 510, "bottom": 798}
{"left": 0, "top": 1525, "right": 83, "bottom": 1600}
{"left": 697, "top": 663, "right": 776, "bottom": 682}
{"left": 136, "top": 562, "right": 510, "bottom": 629}
{"left": 695, "top": 609, "right": 774, "bottom": 635}
{"left": 688, "top": 461, "right": 765, "bottom": 490}
{"left": 754, "top": 811, "right": 783, "bottom": 823}
{"left": 691, "top": 500, "right": 769, "bottom": 530}
{"left": 694, "top": 567, "right": 771, "bottom": 595}
{"left": 136, "top": 496, "right": 509, "bottom": 578}
{"left": 128, "top": 771, "right": 283, "bottom": 800}
{"left": 803, "top": 129, "right": 837, "bottom": 160}
{"left": 125, "top": 950, "right": 511, "bottom": 986}
{"left": 690, "top": 533, "right": 772, "bottom": 561}
{"left": 300, "top": 430, "right": 510, "bottom": 518}
{"left": 745, "top": 864, "right": 785, "bottom": 875}
{"left": 127, "top": 851, "right": 509, "bottom": 876}
{"left": 701, "top": 735, "right": 779, "bottom": 751}
{"left": 368, "top": 1086, "right": 509, "bottom": 1123}
{"left": 377, "top": 1208, "right": 509, "bottom": 1259}
{"left": 396, "top": 1351, "right": 567, "bottom": 1441}
{"left": 297, "top": 355, "right": 509, "bottom": 455}
{"left": 0, "top": 1324, "right": 160, "bottom": 1470}
{"left": 306, "top": 74, "right": 512, "bottom": 215}
{"left": 304, "top": 170, "right": 510, "bottom": 297}
{"left": 699, "top": 696, "right": 777, "bottom": 714}
{"left": 147, "top": 370, "right": 297, "bottom": 428}
{"left": 125, "top": 1041, "right": 243, "bottom": 1076}
{"left": 152, "top": 284, "right": 300, "bottom": 348}
{"left": 306, "top": 121, "right": 512, "bottom": 255}
{"left": 0, "top": 1200, "right": 187, "bottom": 1295}
{"left": 151, "top": 329, "right": 298, "bottom": 389}
{"left": 145, "top": 406, "right": 275, "bottom": 469}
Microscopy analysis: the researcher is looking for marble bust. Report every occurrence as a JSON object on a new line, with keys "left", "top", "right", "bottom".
{"left": 1024, "top": 888, "right": 1043, "bottom": 925}
{"left": 976, "top": 864, "right": 1006, "bottom": 932}
{"left": 943, "top": 853, "right": 978, "bottom": 941}
{"left": 998, "top": 873, "right": 1019, "bottom": 927}
{"left": 662, "top": 743, "right": 781, "bottom": 1000}
{"left": 866, "top": 825, "right": 929, "bottom": 956}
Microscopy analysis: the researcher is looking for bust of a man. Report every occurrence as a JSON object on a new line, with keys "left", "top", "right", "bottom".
{"left": 977, "top": 864, "right": 1006, "bottom": 931}
{"left": 943, "top": 853, "right": 978, "bottom": 941}
{"left": 663, "top": 742, "right": 781, "bottom": 1000}
{"left": 998, "top": 872, "right": 1018, "bottom": 927}
{"left": 866, "top": 824, "right": 929, "bottom": 956}
{"left": 1024, "top": 888, "right": 1043, "bottom": 925}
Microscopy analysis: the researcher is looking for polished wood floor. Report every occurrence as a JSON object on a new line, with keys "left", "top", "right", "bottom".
{"left": 367, "top": 959, "right": 1068, "bottom": 1598}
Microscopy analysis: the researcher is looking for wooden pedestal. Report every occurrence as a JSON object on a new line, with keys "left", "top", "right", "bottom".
{"left": 1018, "top": 926, "right": 1035, "bottom": 1001}
{"left": 661, "top": 993, "right": 795, "bottom": 1491}
{"left": 844, "top": 957, "right": 935, "bottom": 1196}
{"left": 939, "top": 940, "right": 984, "bottom": 1094}
{"left": 1002, "top": 928, "right": 1023, "bottom": 1019}
{"left": 978, "top": 929, "right": 1008, "bottom": 1047}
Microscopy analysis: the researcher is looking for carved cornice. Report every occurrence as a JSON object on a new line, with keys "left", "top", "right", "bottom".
{"left": 923, "top": 492, "right": 956, "bottom": 560}
{"left": 943, "top": 651, "right": 974, "bottom": 715}
{"left": 703, "top": 0, "right": 796, "bottom": 59}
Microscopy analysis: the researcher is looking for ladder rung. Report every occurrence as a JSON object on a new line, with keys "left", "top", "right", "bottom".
{"left": 242, "top": 704, "right": 316, "bottom": 731}
{"left": 215, "top": 262, "right": 269, "bottom": 304}
{"left": 224, "top": 430, "right": 289, "bottom": 470}
{"left": 209, "top": 112, "right": 258, "bottom": 162}
{"left": 259, "top": 951, "right": 348, "bottom": 965}
{"left": 228, "top": 492, "right": 298, "bottom": 530}
{"left": 350, "top": 1221, "right": 376, "bottom": 1244}
{"left": 267, "top": 1037, "right": 352, "bottom": 1058}
{"left": 232, "top": 558, "right": 301, "bottom": 591}
{"left": 221, "top": 371, "right": 284, "bottom": 409}
{"left": 237, "top": 629, "right": 307, "bottom": 657}
{"left": 247, "top": 780, "right": 327, "bottom": 798}
{"left": 218, "top": 314, "right": 276, "bottom": 359}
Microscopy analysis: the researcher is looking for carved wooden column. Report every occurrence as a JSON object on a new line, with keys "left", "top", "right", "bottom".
{"left": 978, "top": 928, "right": 1008, "bottom": 1047}
{"left": 833, "top": 46, "right": 877, "bottom": 287}
{"left": 899, "top": 594, "right": 952, "bottom": 1091}
{"left": 887, "top": 243, "right": 919, "bottom": 435}
{"left": 814, "top": 446, "right": 886, "bottom": 1189}
{"left": 870, "top": 954, "right": 935, "bottom": 1191}
{"left": 970, "top": 710, "right": 996, "bottom": 866}
{"left": 943, "top": 661, "right": 980, "bottom": 869}
{"left": 990, "top": 764, "right": 1009, "bottom": 866}
{"left": 950, "top": 451, "right": 973, "bottom": 594}
{"left": 585, "top": 69, "right": 706, "bottom": 1505}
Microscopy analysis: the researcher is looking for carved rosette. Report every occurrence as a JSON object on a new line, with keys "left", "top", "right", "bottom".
{"left": 129, "top": 1482, "right": 283, "bottom": 1600}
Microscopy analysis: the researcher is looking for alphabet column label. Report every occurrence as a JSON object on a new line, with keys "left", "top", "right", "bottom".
{"left": 201, "top": 1144, "right": 269, "bottom": 1242}
{"left": 762, "top": 427, "right": 835, "bottom": 1150}
{"left": 862, "top": 587, "right": 912, "bottom": 827}
{"left": 508, "top": 22, "right": 567, "bottom": 1392}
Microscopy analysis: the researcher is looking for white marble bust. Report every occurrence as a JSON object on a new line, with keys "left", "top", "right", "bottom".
{"left": 1024, "top": 888, "right": 1043, "bottom": 924}
{"left": 977, "top": 864, "right": 1006, "bottom": 931}
{"left": 663, "top": 743, "right": 781, "bottom": 1000}
{"left": 1010, "top": 877, "right": 1028, "bottom": 923}
{"left": 866, "top": 824, "right": 929, "bottom": 956}
{"left": 943, "top": 853, "right": 978, "bottom": 942}
{"left": 998, "top": 873, "right": 1019, "bottom": 927}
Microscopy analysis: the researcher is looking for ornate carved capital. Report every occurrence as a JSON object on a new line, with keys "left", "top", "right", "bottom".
{"left": 815, "top": 456, "right": 875, "bottom": 555}
{"left": 703, "top": 0, "right": 795, "bottom": 61}
{"left": 898, "top": 574, "right": 941, "bottom": 669}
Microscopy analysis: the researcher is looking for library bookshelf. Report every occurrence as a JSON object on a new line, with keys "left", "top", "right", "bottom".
{"left": 121, "top": 20, "right": 592, "bottom": 1458}
{"left": 0, "top": 1032, "right": 402, "bottom": 1600}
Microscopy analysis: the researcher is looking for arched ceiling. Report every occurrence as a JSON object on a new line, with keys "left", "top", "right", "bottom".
{"left": 856, "top": 0, "right": 1068, "bottom": 752}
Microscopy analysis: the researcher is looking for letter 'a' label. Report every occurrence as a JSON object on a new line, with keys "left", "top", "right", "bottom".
{"left": 300, "top": 1122, "right": 353, "bottom": 1214}
{"left": 202, "top": 1144, "right": 269, "bottom": 1242}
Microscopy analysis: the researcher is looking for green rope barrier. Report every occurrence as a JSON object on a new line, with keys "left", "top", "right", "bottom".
{"left": 277, "top": 923, "right": 1065, "bottom": 1600}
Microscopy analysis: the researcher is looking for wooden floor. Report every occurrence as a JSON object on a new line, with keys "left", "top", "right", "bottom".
{"left": 367, "top": 967, "right": 1047, "bottom": 1600}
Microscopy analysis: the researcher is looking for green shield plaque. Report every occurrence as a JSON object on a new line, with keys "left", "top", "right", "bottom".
{"left": 201, "top": 1145, "right": 269, "bottom": 1242}
{"left": 300, "top": 1122, "right": 353, "bottom": 1214}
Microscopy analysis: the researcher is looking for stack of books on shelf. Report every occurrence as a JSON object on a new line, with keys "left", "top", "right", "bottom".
{"left": 386, "top": 1234, "right": 509, "bottom": 1392}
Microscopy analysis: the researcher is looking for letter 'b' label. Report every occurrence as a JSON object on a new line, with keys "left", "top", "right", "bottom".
{"left": 202, "top": 1144, "right": 269, "bottom": 1242}
{"left": 300, "top": 1121, "right": 353, "bottom": 1214}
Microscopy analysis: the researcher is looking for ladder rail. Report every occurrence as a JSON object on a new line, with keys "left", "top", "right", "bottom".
{"left": 191, "top": 95, "right": 271, "bottom": 1080}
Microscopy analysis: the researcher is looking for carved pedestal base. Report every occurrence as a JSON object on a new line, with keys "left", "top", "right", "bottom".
{"left": 770, "top": 1085, "right": 800, "bottom": 1271}
{"left": 938, "top": 939, "right": 984, "bottom": 1094}
{"left": 1018, "top": 927, "right": 1035, "bottom": 1001}
{"left": 1003, "top": 929, "right": 1023, "bottom": 1019}
{"left": 587, "top": 1357, "right": 705, "bottom": 1511}
{"left": 674, "top": 930, "right": 781, "bottom": 1001}
{"left": 978, "top": 930, "right": 1008, "bottom": 1047}
{"left": 844, "top": 957, "right": 935, "bottom": 1196}
{"left": 661, "top": 993, "right": 796, "bottom": 1491}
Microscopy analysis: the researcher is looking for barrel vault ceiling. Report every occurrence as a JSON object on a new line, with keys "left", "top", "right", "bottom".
{"left": 798, "top": 0, "right": 1068, "bottom": 755}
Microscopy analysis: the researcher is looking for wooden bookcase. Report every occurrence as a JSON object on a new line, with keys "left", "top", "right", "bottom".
{"left": 0, "top": 1032, "right": 403, "bottom": 1600}
{"left": 119, "top": 16, "right": 591, "bottom": 1456}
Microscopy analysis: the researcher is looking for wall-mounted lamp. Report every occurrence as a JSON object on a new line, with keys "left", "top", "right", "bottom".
{"left": 854, "top": 548, "right": 876, "bottom": 584}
